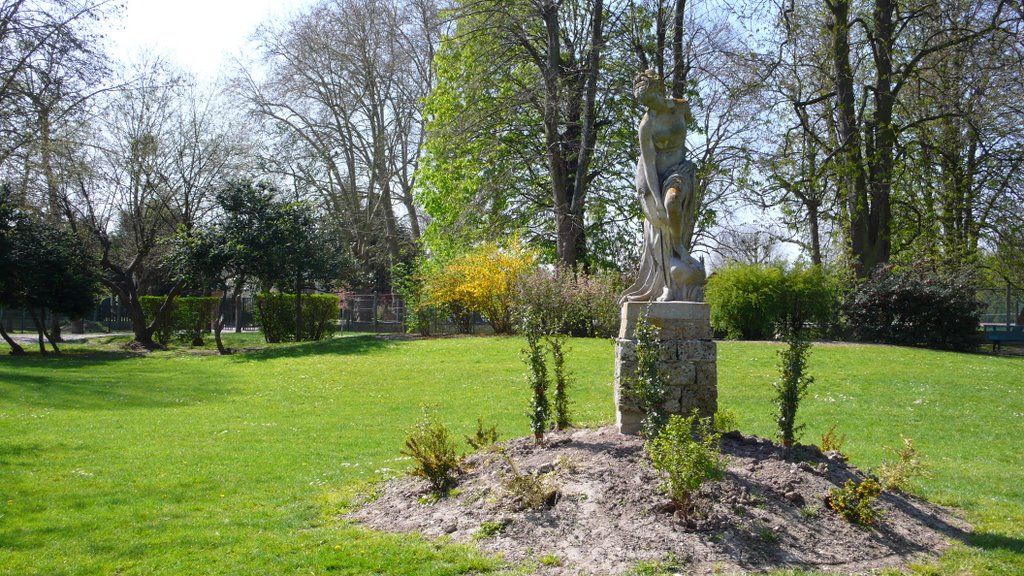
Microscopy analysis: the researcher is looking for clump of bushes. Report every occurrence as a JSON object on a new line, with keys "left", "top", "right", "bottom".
{"left": 514, "top": 267, "right": 622, "bottom": 338}
{"left": 647, "top": 411, "right": 726, "bottom": 521}
{"left": 826, "top": 478, "right": 882, "bottom": 525}
{"left": 402, "top": 409, "right": 460, "bottom": 497}
{"left": 706, "top": 263, "right": 838, "bottom": 340}
{"left": 843, "top": 263, "right": 983, "bottom": 350}
{"left": 254, "top": 293, "right": 338, "bottom": 343}
{"left": 140, "top": 296, "right": 219, "bottom": 346}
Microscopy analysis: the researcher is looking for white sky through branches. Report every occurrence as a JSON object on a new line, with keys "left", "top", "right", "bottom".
{"left": 106, "top": 0, "right": 316, "bottom": 80}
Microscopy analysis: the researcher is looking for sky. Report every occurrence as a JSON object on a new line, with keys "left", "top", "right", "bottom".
{"left": 105, "top": 0, "right": 316, "bottom": 81}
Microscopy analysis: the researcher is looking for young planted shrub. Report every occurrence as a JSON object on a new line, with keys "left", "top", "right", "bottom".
{"left": 401, "top": 409, "right": 460, "bottom": 496}
{"left": 630, "top": 311, "right": 668, "bottom": 439}
{"left": 774, "top": 330, "right": 813, "bottom": 448}
{"left": 521, "top": 313, "right": 550, "bottom": 441}
{"left": 844, "top": 263, "right": 984, "bottom": 350}
{"left": 549, "top": 333, "right": 572, "bottom": 430}
{"left": 820, "top": 424, "right": 846, "bottom": 455}
{"left": 875, "top": 436, "right": 930, "bottom": 491}
{"left": 465, "top": 418, "right": 500, "bottom": 451}
{"left": 647, "top": 412, "right": 726, "bottom": 520}
{"left": 826, "top": 478, "right": 882, "bottom": 525}
{"left": 713, "top": 407, "right": 739, "bottom": 434}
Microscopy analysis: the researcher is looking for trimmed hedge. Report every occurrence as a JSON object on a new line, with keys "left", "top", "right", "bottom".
{"left": 706, "top": 263, "right": 838, "bottom": 339}
{"left": 140, "top": 296, "right": 219, "bottom": 346}
{"left": 254, "top": 293, "right": 339, "bottom": 343}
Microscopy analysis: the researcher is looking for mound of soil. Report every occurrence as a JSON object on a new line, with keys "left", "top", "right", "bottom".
{"left": 350, "top": 427, "right": 968, "bottom": 575}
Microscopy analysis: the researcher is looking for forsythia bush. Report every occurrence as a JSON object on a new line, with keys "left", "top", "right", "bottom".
{"left": 424, "top": 240, "right": 537, "bottom": 334}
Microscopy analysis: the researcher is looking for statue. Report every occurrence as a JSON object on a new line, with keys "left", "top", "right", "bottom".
{"left": 620, "top": 70, "right": 706, "bottom": 303}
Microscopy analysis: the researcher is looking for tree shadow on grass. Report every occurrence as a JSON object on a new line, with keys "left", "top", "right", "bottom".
{"left": 0, "top": 363, "right": 232, "bottom": 411}
{"left": 966, "top": 530, "right": 1024, "bottom": 554}
{"left": 230, "top": 334, "right": 391, "bottom": 362}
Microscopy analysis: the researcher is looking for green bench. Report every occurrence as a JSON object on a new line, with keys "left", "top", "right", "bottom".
{"left": 982, "top": 324, "right": 1024, "bottom": 352}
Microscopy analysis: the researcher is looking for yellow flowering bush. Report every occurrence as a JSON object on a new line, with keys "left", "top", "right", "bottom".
{"left": 425, "top": 239, "right": 537, "bottom": 334}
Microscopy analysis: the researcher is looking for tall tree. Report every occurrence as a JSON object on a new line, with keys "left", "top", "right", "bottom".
{"left": 824, "top": 0, "right": 1015, "bottom": 275}
{"left": 65, "top": 59, "right": 246, "bottom": 348}
{"left": 241, "top": 0, "right": 439, "bottom": 291}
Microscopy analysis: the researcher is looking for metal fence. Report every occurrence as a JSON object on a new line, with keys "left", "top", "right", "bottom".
{"left": 978, "top": 286, "right": 1024, "bottom": 325}
{"left": 339, "top": 293, "right": 492, "bottom": 334}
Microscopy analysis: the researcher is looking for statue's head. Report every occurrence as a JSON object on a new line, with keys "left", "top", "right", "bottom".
{"left": 634, "top": 69, "right": 665, "bottom": 102}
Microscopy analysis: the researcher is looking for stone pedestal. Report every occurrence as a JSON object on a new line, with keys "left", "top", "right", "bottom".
{"left": 614, "top": 301, "right": 718, "bottom": 435}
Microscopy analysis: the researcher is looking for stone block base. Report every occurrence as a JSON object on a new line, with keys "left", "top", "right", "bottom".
{"left": 614, "top": 301, "right": 718, "bottom": 435}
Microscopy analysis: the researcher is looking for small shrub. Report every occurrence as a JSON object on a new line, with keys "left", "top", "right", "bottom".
{"left": 647, "top": 411, "right": 726, "bottom": 520}
{"left": 501, "top": 451, "right": 558, "bottom": 510}
{"left": 629, "top": 310, "right": 668, "bottom": 439}
{"left": 475, "top": 519, "right": 507, "bottom": 538}
{"left": 826, "top": 478, "right": 882, "bottom": 525}
{"left": 774, "top": 330, "right": 813, "bottom": 448}
{"left": 820, "top": 424, "right": 846, "bottom": 455}
{"left": 713, "top": 408, "right": 739, "bottom": 434}
{"left": 465, "top": 418, "right": 500, "bottom": 451}
{"left": 540, "top": 554, "right": 562, "bottom": 567}
{"left": 549, "top": 333, "right": 572, "bottom": 430}
{"left": 875, "top": 436, "right": 930, "bottom": 491}
{"left": 520, "top": 314, "right": 550, "bottom": 441}
{"left": 401, "top": 409, "right": 460, "bottom": 496}
{"left": 844, "top": 263, "right": 984, "bottom": 350}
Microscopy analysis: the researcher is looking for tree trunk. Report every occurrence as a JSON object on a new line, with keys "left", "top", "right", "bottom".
{"left": 213, "top": 314, "right": 230, "bottom": 355}
{"left": 828, "top": 0, "right": 871, "bottom": 277}
{"left": 0, "top": 321, "right": 25, "bottom": 355}
{"left": 808, "top": 202, "right": 822, "bottom": 266}
{"left": 671, "top": 0, "right": 687, "bottom": 98}
{"left": 29, "top": 308, "right": 60, "bottom": 354}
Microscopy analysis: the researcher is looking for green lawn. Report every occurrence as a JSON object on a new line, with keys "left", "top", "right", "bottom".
{"left": 0, "top": 334, "right": 1021, "bottom": 575}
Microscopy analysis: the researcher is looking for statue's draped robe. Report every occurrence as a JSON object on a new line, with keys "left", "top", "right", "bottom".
{"left": 620, "top": 158, "right": 698, "bottom": 302}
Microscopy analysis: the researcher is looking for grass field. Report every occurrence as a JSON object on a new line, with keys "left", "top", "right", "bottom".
{"left": 0, "top": 333, "right": 1021, "bottom": 575}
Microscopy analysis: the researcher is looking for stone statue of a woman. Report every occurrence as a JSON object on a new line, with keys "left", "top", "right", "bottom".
{"left": 620, "top": 70, "right": 706, "bottom": 303}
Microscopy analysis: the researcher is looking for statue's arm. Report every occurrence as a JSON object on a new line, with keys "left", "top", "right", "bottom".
{"left": 638, "top": 117, "right": 666, "bottom": 225}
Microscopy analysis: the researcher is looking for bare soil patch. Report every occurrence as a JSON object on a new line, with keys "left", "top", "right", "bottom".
{"left": 350, "top": 427, "right": 969, "bottom": 575}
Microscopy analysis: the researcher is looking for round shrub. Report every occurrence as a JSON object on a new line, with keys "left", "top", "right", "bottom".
{"left": 706, "top": 263, "right": 839, "bottom": 339}
{"left": 706, "top": 263, "right": 785, "bottom": 339}
{"left": 843, "top": 264, "right": 983, "bottom": 350}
